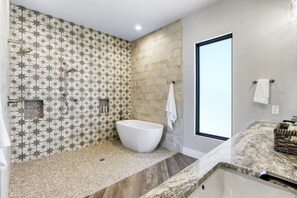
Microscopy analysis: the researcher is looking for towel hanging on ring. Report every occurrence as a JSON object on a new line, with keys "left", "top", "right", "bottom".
{"left": 0, "top": 99, "right": 10, "bottom": 170}
{"left": 166, "top": 83, "right": 177, "bottom": 130}
{"left": 0, "top": 99, "right": 10, "bottom": 148}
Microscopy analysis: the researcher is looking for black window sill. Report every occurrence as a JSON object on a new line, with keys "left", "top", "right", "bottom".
{"left": 196, "top": 132, "right": 229, "bottom": 141}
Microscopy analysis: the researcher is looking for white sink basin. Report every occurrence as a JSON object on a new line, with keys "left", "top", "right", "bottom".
{"left": 189, "top": 167, "right": 297, "bottom": 198}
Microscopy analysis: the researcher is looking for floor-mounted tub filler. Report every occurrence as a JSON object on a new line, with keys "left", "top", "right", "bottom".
{"left": 116, "top": 120, "right": 163, "bottom": 152}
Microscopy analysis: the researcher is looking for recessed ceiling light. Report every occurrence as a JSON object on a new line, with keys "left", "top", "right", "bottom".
{"left": 135, "top": 25, "right": 142, "bottom": 31}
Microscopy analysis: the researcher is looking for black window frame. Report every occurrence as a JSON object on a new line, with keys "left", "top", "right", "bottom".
{"left": 195, "top": 34, "right": 233, "bottom": 141}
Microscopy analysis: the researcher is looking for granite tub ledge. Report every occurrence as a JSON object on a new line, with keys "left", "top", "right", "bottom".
{"left": 141, "top": 122, "right": 297, "bottom": 198}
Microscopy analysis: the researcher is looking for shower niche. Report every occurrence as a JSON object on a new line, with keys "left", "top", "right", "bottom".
{"left": 99, "top": 99, "right": 109, "bottom": 114}
{"left": 24, "top": 100, "right": 44, "bottom": 120}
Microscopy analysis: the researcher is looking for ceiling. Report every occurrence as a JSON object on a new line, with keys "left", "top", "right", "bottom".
{"left": 10, "top": 0, "right": 220, "bottom": 41}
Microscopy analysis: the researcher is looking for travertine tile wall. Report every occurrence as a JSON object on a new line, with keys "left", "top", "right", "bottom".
{"left": 9, "top": 5, "right": 131, "bottom": 163}
{"left": 131, "top": 20, "right": 183, "bottom": 151}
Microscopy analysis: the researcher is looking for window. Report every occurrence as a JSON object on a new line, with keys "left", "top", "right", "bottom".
{"left": 196, "top": 34, "right": 232, "bottom": 140}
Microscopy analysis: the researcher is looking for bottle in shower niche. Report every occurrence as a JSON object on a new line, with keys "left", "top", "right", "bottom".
{"left": 99, "top": 98, "right": 109, "bottom": 114}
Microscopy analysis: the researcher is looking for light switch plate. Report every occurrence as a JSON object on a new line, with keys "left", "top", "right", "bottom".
{"left": 272, "top": 105, "right": 279, "bottom": 115}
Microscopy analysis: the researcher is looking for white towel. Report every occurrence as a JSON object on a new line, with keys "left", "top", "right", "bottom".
{"left": 0, "top": 149, "right": 7, "bottom": 170}
{"left": 166, "top": 83, "right": 177, "bottom": 130}
{"left": 0, "top": 100, "right": 11, "bottom": 148}
{"left": 253, "top": 79, "right": 270, "bottom": 104}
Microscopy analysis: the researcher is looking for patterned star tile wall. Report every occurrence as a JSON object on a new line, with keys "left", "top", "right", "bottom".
{"left": 9, "top": 4, "right": 132, "bottom": 163}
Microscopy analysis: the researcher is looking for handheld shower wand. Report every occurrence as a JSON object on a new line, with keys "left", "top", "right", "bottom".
{"left": 61, "top": 62, "right": 78, "bottom": 114}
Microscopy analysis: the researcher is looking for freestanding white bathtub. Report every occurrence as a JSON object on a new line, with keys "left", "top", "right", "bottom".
{"left": 116, "top": 120, "right": 163, "bottom": 152}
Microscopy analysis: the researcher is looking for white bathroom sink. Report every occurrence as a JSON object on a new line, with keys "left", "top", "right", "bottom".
{"left": 189, "top": 167, "right": 297, "bottom": 198}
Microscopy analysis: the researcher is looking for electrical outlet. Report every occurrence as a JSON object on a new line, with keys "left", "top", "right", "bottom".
{"left": 272, "top": 105, "right": 279, "bottom": 115}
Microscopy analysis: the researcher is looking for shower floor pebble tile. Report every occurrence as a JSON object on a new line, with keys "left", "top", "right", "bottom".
{"left": 9, "top": 141, "right": 175, "bottom": 198}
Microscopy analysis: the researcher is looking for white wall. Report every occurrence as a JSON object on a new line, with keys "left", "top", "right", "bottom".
{"left": 0, "top": 0, "right": 11, "bottom": 197}
{"left": 183, "top": 0, "right": 297, "bottom": 153}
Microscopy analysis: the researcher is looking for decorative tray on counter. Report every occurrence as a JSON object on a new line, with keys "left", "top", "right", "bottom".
{"left": 274, "top": 123, "right": 297, "bottom": 155}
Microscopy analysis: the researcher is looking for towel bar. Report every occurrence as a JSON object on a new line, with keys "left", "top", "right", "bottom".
{"left": 252, "top": 79, "right": 275, "bottom": 84}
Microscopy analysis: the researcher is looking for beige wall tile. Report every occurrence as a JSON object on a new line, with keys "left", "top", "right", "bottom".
{"left": 131, "top": 20, "right": 183, "bottom": 151}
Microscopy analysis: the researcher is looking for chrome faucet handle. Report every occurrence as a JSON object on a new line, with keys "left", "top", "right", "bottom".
{"left": 259, "top": 171, "right": 297, "bottom": 189}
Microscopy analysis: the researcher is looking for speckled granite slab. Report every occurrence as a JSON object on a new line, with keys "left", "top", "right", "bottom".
{"left": 142, "top": 122, "right": 297, "bottom": 197}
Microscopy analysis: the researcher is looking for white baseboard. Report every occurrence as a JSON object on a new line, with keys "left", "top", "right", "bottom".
{"left": 182, "top": 147, "right": 205, "bottom": 159}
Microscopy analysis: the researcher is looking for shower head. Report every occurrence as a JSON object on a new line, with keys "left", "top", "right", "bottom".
{"left": 61, "top": 62, "right": 78, "bottom": 74}
{"left": 17, "top": 47, "right": 32, "bottom": 55}
{"left": 66, "top": 68, "right": 78, "bottom": 73}
{"left": 8, "top": 39, "right": 31, "bottom": 55}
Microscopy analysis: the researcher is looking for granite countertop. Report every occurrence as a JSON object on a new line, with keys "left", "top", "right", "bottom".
{"left": 141, "top": 122, "right": 297, "bottom": 197}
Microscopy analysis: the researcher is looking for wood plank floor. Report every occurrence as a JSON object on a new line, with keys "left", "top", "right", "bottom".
{"left": 86, "top": 153, "right": 197, "bottom": 198}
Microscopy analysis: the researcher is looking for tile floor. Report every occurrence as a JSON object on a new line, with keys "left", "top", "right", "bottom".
{"left": 87, "top": 153, "right": 196, "bottom": 198}
{"left": 9, "top": 141, "right": 176, "bottom": 198}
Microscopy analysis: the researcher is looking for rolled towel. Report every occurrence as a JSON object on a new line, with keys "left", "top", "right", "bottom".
{"left": 288, "top": 126, "right": 297, "bottom": 131}
{"left": 290, "top": 136, "right": 297, "bottom": 144}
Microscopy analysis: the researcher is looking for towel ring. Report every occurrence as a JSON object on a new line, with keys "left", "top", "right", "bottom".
{"left": 252, "top": 79, "right": 275, "bottom": 84}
